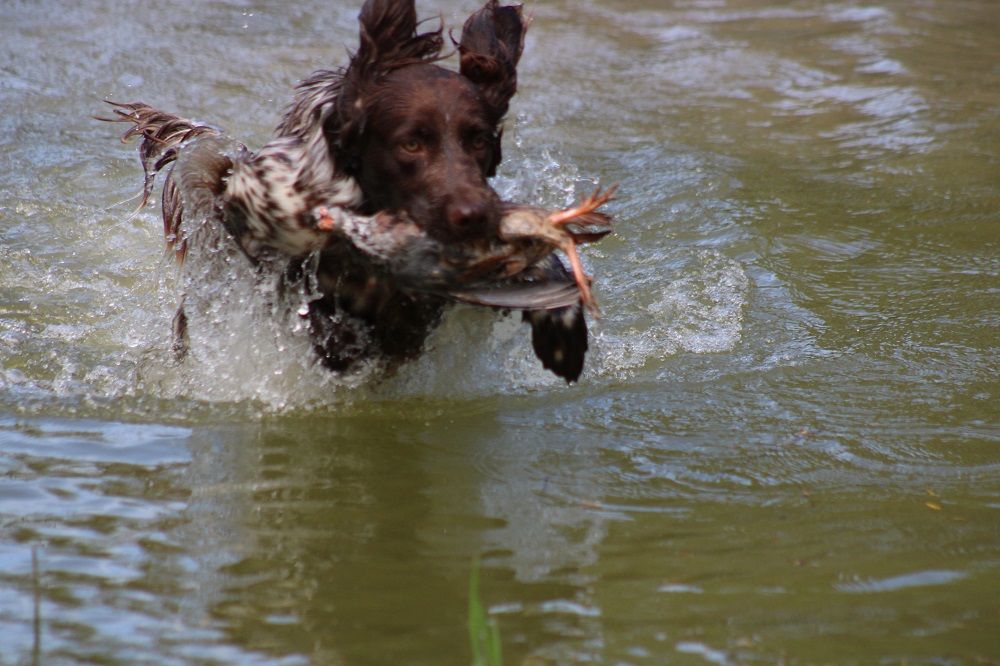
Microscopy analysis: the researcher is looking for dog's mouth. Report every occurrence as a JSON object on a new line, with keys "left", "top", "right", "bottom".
{"left": 440, "top": 197, "right": 502, "bottom": 243}
{"left": 397, "top": 192, "right": 502, "bottom": 245}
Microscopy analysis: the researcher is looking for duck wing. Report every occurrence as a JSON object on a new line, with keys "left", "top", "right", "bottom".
{"left": 446, "top": 255, "right": 590, "bottom": 383}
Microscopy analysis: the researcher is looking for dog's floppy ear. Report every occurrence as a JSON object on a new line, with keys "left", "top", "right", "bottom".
{"left": 353, "top": 0, "right": 442, "bottom": 77}
{"left": 458, "top": 1, "right": 528, "bottom": 123}
{"left": 330, "top": 0, "right": 443, "bottom": 172}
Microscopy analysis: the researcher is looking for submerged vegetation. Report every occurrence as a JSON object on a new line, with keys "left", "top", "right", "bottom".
{"left": 469, "top": 559, "right": 503, "bottom": 666}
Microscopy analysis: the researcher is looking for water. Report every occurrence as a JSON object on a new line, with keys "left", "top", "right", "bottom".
{"left": 1, "top": 0, "right": 998, "bottom": 663}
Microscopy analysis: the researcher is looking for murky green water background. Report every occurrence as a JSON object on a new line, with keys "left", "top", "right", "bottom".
{"left": 1, "top": 0, "right": 998, "bottom": 663}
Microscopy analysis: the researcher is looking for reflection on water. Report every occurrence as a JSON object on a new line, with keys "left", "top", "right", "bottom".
{"left": 1, "top": 0, "right": 999, "bottom": 663}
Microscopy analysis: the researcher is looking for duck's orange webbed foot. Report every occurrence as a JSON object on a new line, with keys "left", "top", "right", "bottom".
{"left": 562, "top": 241, "right": 598, "bottom": 317}
{"left": 546, "top": 185, "right": 617, "bottom": 229}
{"left": 546, "top": 185, "right": 617, "bottom": 317}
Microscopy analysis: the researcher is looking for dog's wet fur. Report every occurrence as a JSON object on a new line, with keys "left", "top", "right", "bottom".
{"left": 107, "top": 0, "right": 594, "bottom": 382}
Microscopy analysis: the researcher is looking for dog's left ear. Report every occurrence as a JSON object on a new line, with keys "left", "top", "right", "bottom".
{"left": 458, "top": 1, "right": 528, "bottom": 124}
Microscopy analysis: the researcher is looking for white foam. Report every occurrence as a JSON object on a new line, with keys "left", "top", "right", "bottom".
{"left": 3, "top": 143, "right": 751, "bottom": 415}
{"left": 593, "top": 250, "right": 749, "bottom": 380}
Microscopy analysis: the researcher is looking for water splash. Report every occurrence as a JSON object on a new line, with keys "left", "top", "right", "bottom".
{"left": 594, "top": 250, "right": 750, "bottom": 380}
{"left": 1, "top": 135, "right": 750, "bottom": 416}
{"left": 130, "top": 220, "right": 377, "bottom": 410}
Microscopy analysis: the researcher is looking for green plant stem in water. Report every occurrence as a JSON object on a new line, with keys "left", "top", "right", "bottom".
{"left": 468, "top": 558, "right": 503, "bottom": 666}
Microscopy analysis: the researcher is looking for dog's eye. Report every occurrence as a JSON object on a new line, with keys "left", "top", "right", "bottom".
{"left": 471, "top": 133, "right": 491, "bottom": 150}
{"left": 401, "top": 138, "right": 423, "bottom": 154}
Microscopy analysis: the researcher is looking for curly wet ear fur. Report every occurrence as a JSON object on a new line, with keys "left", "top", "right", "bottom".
{"left": 329, "top": 0, "right": 444, "bottom": 173}
{"left": 457, "top": 0, "right": 528, "bottom": 124}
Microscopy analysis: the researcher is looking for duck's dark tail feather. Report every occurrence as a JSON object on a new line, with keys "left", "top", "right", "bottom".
{"left": 514, "top": 255, "right": 590, "bottom": 383}
{"left": 523, "top": 305, "right": 588, "bottom": 384}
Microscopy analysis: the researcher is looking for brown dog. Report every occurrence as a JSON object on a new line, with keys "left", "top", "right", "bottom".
{"left": 105, "top": 0, "right": 605, "bottom": 382}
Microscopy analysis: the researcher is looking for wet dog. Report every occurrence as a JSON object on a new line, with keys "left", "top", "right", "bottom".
{"left": 104, "top": 0, "right": 609, "bottom": 382}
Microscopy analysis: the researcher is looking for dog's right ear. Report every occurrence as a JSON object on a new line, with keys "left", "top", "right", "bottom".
{"left": 353, "top": 0, "right": 443, "bottom": 77}
{"left": 330, "top": 0, "right": 443, "bottom": 172}
{"left": 458, "top": 1, "right": 528, "bottom": 123}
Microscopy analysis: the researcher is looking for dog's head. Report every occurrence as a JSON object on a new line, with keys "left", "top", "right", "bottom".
{"left": 328, "top": 0, "right": 527, "bottom": 242}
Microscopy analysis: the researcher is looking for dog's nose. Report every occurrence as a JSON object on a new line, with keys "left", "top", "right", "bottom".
{"left": 446, "top": 200, "right": 490, "bottom": 237}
